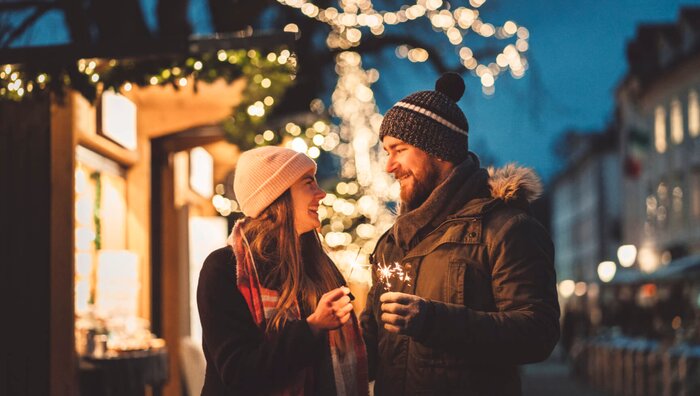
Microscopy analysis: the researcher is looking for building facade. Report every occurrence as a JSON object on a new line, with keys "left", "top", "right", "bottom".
{"left": 552, "top": 130, "right": 621, "bottom": 283}
{"left": 617, "top": 8, "right": 700, "bottom": 272}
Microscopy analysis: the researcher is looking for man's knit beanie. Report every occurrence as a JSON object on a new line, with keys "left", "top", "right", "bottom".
{"left": 234, "top": 146, "right": 316, "bottom": 218}
{"left": 379, "top": 72, "right": 469, "bottom": 163}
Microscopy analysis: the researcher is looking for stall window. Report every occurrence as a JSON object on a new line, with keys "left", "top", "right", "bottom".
{"left": 74, "top": 146, "right": 151, "bottom": 354}
{"left": 74, "top": 146, "right": 128, "bottom": 318}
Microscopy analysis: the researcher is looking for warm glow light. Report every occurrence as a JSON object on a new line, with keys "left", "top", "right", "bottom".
{"left": 690, "top": 90, "right": 700, "bottom": 137}
{"left": 95, "top": 250, "right": 140, "bottom": 318}
{"left": 574, "top": 282, "right": 587, "bottom": 297}
{"left": 597, "top": 261, "right": 616, "bottom": 283}
{"left": 308, "top": 146, "right": 321, "bottom": 158}
{"left": 655, "top": 105, "right": 667, "bottom": 153}
{"left": 481, "top": 73, "right": 494, "bottom": 87}
{"left": 290, "top": 137, "right": 308, "bottom": 153}
{"left": 503, "top": 21, "right": 517, "bottom": 35}
{"left": 558, "top": 279, "right": 575, "bottom": 298}
{"left": 101, "top": 91, "right": 137, "bottom": 150}
{"left": 190, "top": 147, "right": 214, "bottom": 198}
{"left": 671, "top": 98, "right": 683, "bottom": 144}
{"left": 617, "top": 245, "right": 637, "bottom": 268}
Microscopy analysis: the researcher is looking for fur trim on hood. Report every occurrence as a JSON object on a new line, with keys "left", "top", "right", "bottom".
{"left": 488, "top": 164, "right": 542, "bottom": 203}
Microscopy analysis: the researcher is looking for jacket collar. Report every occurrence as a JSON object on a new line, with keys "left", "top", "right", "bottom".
{"left": 392, "top": 152, "right": 487, "bottom": 250}
{"left": 390, "top": 157, "right": 543, "bottom": 250}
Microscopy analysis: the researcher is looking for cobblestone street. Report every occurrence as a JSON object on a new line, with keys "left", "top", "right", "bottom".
{"left": 522, "top": 351, "right": 604, "bottom": 396}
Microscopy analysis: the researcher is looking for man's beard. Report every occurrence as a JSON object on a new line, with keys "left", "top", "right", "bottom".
{"left": 398, "top": 161, "right": 442, "bottom": 213}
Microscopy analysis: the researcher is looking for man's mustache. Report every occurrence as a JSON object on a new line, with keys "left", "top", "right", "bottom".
{"left": 393, "top": 170, "right": 412, "bottom": 180}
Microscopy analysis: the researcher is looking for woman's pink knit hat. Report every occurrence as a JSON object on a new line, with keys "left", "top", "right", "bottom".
{"left": 234, "top": 146, "right": 317, "bottom": 218}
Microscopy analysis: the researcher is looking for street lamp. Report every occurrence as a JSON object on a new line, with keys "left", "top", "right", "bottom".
{"left": 638, "top": 246, "right": 659, "bottom": 273}
{"left": 598, "top": 261, "right": 617, "bottom": 283}
{"left": 558, "top": 280, "right": 575, "bottom": 298}
{"left": 617, "top": 244, "right": 637, "bottom": 268}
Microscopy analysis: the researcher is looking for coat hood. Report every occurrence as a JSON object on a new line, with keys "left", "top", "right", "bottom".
{"left": 487, "top": 164, "right": 543, "bottom": 204}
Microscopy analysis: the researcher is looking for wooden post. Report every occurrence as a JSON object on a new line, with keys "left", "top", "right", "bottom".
{"left": 50, "top": 93, "right": 79, "bottom": 396}
{"left": 0, "top": 92, "right": 77, "bottom": 396}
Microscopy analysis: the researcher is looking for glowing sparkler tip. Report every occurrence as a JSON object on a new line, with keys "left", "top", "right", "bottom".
{"left": 376, "top": 261, "right": 411, "bottom": 291}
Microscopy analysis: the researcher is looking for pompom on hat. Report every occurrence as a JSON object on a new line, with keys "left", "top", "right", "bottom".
{"left": 234, "top": 146, "right": 317, "bottom": 218}
{"left": 379, "top": 72, "right": 469, "bottom": 163}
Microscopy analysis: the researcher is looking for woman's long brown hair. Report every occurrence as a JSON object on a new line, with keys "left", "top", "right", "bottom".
{"left": 240, "top": 190, "right": 343, "bottom": 333}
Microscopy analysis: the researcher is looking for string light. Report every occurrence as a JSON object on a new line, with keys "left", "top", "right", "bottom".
{"left": 1, "top": 48, "right": 294, "bottom": 107}
{"left": 276, "top": 0, "right": 529, "bottom": 93}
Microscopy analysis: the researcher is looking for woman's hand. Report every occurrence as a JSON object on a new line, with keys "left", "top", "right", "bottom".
{"left": 306, "top": 286, "right": 354, "bottom": 336}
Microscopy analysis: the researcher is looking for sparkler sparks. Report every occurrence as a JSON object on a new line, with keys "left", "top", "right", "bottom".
{"left": 376, "top": 261, "right": 411, "bottom": 291}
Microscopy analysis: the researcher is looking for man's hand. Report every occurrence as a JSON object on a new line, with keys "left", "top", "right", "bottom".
{"left": 380, "top": 292, "right": 430, "bottom": 337}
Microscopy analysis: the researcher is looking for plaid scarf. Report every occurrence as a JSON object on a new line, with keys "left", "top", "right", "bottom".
{"left": 229, "top": 221, "right": 369, "bottom": 396}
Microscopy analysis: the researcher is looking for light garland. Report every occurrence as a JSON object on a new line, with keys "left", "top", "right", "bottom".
{"left": 277, "top": 0, "right": 529, "bottom": 94}
{"left": 0, "top": 48, "right": 296, "bottom": 105}
{"left": 263, "top": 1, "right": 531, "bottom": 277}
{"left": 321, "top": 50, "right": 398, "bottom": 273}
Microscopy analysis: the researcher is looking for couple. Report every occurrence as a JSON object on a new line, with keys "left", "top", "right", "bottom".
{"left": 197, "top": 73, "right": 560, "bottom": 396}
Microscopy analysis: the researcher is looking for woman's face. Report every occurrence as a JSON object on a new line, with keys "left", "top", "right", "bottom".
{"left": 290, "top": 170, "right": 327, "bottom": 234}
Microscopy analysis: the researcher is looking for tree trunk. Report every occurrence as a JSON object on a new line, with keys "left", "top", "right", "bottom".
{"left": 88, "top": 0, "right": 151, "bottom": 43}
{"left": 158, "top": 0, "right": 191, "bottom": 40}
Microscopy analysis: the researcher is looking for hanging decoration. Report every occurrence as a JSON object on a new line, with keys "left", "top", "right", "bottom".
{"left": 0, "top": 47, "right": 296, "bottom": 107}
{"left": 278, "top": 0, "right": 529, "bottom": 94}
{"left": 221, "top": 49, "right": 297, "bottom": 150}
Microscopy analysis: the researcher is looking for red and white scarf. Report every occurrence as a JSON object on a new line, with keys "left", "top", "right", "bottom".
{"left": 230, "top": 221, "right": 369, "bottom": 396}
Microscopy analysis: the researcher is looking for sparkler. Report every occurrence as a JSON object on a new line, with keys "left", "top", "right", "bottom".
{"left": 376, "top": 261, "right": 411, "bottom": 292}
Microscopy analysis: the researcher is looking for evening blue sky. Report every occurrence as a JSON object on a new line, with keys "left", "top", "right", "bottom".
{"left": 371, "top": 0, "right": 700, "bottom": 181}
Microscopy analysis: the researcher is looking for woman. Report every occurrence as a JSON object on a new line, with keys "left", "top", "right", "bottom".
{"left": 197, "top": 146, "right": 368, "bottom": 395}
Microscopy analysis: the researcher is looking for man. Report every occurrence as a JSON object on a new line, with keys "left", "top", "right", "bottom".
{"left": 360, "top": 73, "right": 560, "bottom": 395}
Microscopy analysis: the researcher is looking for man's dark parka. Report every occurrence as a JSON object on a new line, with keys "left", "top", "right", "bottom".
{"left": 360, "top": 156, "right": 560, "bottom": 396}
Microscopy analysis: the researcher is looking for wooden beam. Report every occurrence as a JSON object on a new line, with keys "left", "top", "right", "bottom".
{"left": 0, "top": 32, "right": 296, "bottom": 65}
{"left": 50, "top": 92, "right": 78, "bottom": 396}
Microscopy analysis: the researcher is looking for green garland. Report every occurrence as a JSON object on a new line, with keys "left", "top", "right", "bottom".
{"left": 90, "top": 171, "right": 102, "bottom": 251}
{"left": 221, "top": 50, "right": 296, "bottom": 150}
{"left": 0, "top": 48, "right": 297, "bottom": 144}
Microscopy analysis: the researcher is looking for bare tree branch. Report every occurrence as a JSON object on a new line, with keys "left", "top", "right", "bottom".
{"left": 0, "top": 5, "right": 51, "bottom": 48}
{"left": 88, "top": 0, "right": 151, "bottom": 43}
{"left": 207, "top": 0, "right": 274, "bottom": 32}
{"left": 58, "top": 0, "right": 90, "bottom": 44}
{"left": 158, "top": 0, "right": 190, "bottom": 39}
{"left": 0, "top": 1, "right": 59, "bottom": 11}
{"left": 325, "top": 34, "right": 505, "bottom": 75}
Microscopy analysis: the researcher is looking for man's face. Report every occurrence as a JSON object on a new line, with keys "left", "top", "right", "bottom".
{"left": 382, "top": 135, "right": 443, "bottom": 212}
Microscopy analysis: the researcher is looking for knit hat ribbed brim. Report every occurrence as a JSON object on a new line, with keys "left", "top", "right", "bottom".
{"left": 234, "top": 146, "right": 317, "bottom": 218}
